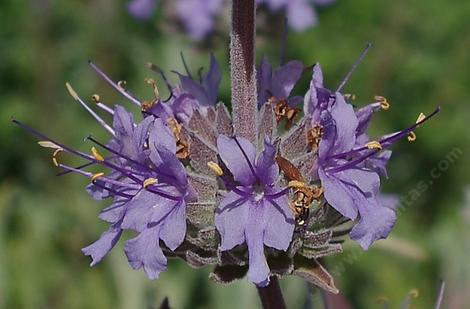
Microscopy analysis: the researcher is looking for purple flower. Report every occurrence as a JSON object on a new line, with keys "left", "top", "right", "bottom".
{"left": 128, "top": 0, "right": 333, "bottom": 39}
{"left": 175, "top": 0, "right": 224, "bottom": 40}
{"left": 128, "top": 0, "right": 158, "bottom": 20}
{"left": 303, "top": 64, "right": 439, "bottom": 249}
{"left": 257, "top": 0, "right": 335, "bottom": 31}
{"left": 257, "top": 56, "right": 304, "bottom": 108}
{"left": 149, "top": 54, "right": 221, "bottom": 124}
{"left": 214, "top": 135, "right": 294, "bottom": 286}
{"left": 127, "top": 0, "right": 223, "bottom": 40}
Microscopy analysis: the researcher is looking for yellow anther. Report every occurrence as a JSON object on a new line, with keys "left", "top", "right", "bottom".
{"left": 65, "top": 82, "right": 79, "bottom": 100}
{"left": 207, "top": 161, "right": 223, "bottom": 176}
{"left": 91, "top": 94, "right": 101, "bottom": 103}
{"left": 416, "top": 112, "right": 426, "bottom": 125}
{"left": 288, "top": 180, "right": 307, "bottom": 189}
{"left": 91, "top": 172, "right": 105, "bottom": 182}
{"left": 408, "top": 131, "right": 417, "bottom": 142}
{"left": 52, "top": 149, "right": 62, "bottom": 166}
{"left": 91, "top": 147, "right": 104, "bottom": 162}
{"left": 365, "top": 140, "right": 383, "bottom": 150}
{"left": 344, "top": 93, "right": 356, "bottom": 101}
{"left": 143, "top": 178, "right": 158, "bottom": 188}
{"left": 117, "top": 80, "right": 127, "bottom": 89}
{"left": 409, "top": 289, "right": 419, "bottom": 298}
{"left": 374, "top": 95, "right": 390, "bottom": 110}
{"left": 38, "top": 141, "right": 61, "bottom": 149}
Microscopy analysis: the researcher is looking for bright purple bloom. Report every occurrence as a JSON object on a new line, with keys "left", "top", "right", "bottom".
{"left": 304, "top": 63, "right": 438, "bottom": 249}
{"left": 215, "top": 135, "right": 294, "bottom": 286}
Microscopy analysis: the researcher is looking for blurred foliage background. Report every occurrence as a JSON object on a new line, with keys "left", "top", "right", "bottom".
{"left": 1, "top": 0, "right": 469, "bottom": 308}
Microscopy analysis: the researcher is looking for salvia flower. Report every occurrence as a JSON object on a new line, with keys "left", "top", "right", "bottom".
{"left": 15, "top": 46, "right": 438, "bottom": 291}
{"left": 214, "top": 136, "right": 294, "bottom": 286}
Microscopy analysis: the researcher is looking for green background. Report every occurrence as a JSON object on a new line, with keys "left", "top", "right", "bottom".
{"left": 1, "top": 0, "right": 469, "bottom": 308}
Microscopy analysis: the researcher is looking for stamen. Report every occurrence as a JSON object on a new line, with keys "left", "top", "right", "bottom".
{"left": 91, "top": 147, "right": 104, "bottom": 162}
{"left": 146, "top": 62, "right": 174, "bottom": 101}
{"left": 91, "top": 94, "right": 100, "bottom": 103}
{"left": 117, "top": 80, "right": 127, "bottom": 89}
{"left": 91, "top": 172, "right": 105, "bottom": 182}
{"left": 288, "top": 180, "right": 307, "bottom": 189}
{"left": 38, "top": 141, "right": 61, "bottom": 149}
{"left": 13, "top": 119, "right": 144, "bottom": 183}
{"left": 329, "top": 106, "right": 440, "bottom": 160}
{"left": 365, "top": 140, "right": 382, "bottom": 150}
{"left": 344, "top": 93, "right": 356, "bottom": 101}
{"left": 52, "top": 149, "right": 62, "bottom": 166}
{"left": 207, "top": 161, "right": 224, "bottom": 176}
{"left": 91, "top": 181, "right": 134, "bottom": 199}
{"left": 89, "top": 61, "right": 142, "bottom": 107}
{"left": 86, "top": 136, "right": 154, "bottom": 175}
{"left": 416, "top": 112, "right": 426, "bottom": 125}
{"left": 408, "top": 131, "right": 417, "bottom": 142}
{"left": 336, "top": 42, "right": 373, "bottom": 93}
{"left": 143, "top": 178, "right": 158, "bottom": 188}
{"left": 374, "top": 96, "right": 390, "bottom": 110}
{"left": 65, "top": 82, "right": 115, "bottom": 135}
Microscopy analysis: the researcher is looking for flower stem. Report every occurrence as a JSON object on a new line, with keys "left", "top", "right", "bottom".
{"left": 230, "top": 0, "right": 257, "bottom": 144}
{"left": 256, "top": 277, "right": 287, "bottom": 309}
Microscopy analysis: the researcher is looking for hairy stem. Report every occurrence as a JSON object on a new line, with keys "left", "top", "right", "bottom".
{"left": 256, "top": 277, "right": 287, "bottom": 309}
{"left": 230, "top": 0, "right": 257, "bottom": 144}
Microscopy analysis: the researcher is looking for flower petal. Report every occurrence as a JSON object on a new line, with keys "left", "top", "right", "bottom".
{"left": 271, "top": 60, "right": 304, "bottom": 99}
{"left": 82, "top": 226, "right": 122, "bottom": 266}
{"left": 262, "top": 193, "right": 295, "bottom": 250}
{"left": 159, "top": 201, "right": 187, "bottom": 251}
{"left": 245, "top": 201, "right": 270, "bottom": 287}
{"left": 217, "top": 135, "right": 257, "bottom": 186}
{"left": 124, "top": 226, "right": 167, "bottom": 279}
{"left": 215, "top": 191, "right": 249, "bottom": 250}
{"left": 255, "top": 139, "right": 279, "bottom": 185}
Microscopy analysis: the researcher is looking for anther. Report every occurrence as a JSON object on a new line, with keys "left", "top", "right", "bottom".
{"left": 207, "top": 161, "right": 223, "bottom": 176}
{"left": 288, "top": 180, "right": 307, "bottom": 189}
{"left": 409, "top": 289, "right": 419, "bottom": 298}
{"left": 91, "top": 94, "right": 101, "bottom": 103}
{"left": 65, "top": 82, "right": 79, "bottom": 100}
{"left": 91, "top": 146, "right": 104, "bottom": 162}
{"left": 117, "top": 80, "right": 127, "bottom": 90}
{"left": 365, "top": 140, "right": 383, "bottom": 150}
{"left": 143, "top": 178, "right": 158, "bottom": 188}
{"left": 374, "top": 95, "right": 390, "bottom": 110}
{"left": 408, "top": 131, "right": 417, "bottom": 142}
{"left": 91, "top": 172, "right": 105, "bottom": 182}
{"left": 344, "top": 93, "right": 356, "bottom": 101}
{"left": 52, "top": 149, "right": 62, "bottom": 166}
{"left": 416, "top": 112, "right": 426, "bottom": 126}
{"left": 38, "top": 141, "right": 61, "bottom": 149}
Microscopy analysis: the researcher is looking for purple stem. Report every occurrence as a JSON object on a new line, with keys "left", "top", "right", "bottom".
{"left": 231, "top": 0, "right": 257, "bottom": 144}
{"left": 256, "top": 277, "right": 287, "bottom": 309}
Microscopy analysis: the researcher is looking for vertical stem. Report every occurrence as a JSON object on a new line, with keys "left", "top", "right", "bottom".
{"left": 256, "top": 277, "right": 287, "bottom": 309}
{"left": 231, "top": 0, "right": 257, "bottom": 144}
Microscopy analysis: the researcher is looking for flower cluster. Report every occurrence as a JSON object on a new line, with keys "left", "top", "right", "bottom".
{"left": 127, "top": 0, "right": 334, "bottom": 39}
{"left": 15, "top": 51, "right": 438, "bottom": 290}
